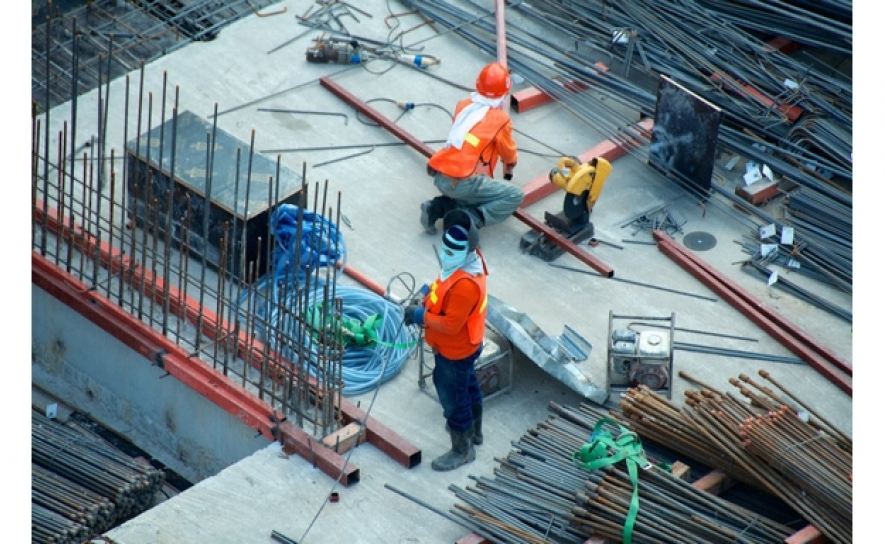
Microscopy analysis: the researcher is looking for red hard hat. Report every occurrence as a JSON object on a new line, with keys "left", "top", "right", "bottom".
{"left": 475, "top": 62, "right": 512, "bottom": 99}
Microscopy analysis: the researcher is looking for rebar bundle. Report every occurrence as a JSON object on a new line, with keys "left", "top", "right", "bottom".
{"left": 31, "top": 410, "right": 166, "bottom": 542}
{"left": 404, "top": 0, "right": 853, "bottom": 293}
{"left": 32, "top": 0, "right": 283, "bottom": 111}
{"left": 612, "top": 372, "right": 852, "bottom": 544}
{"left": 447, "top": 401, "right": 796, "bottom": 543}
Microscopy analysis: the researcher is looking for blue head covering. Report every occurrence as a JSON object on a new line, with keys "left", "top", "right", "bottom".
{"left": 440, "top": 225, "right": 470, "bottom": 280}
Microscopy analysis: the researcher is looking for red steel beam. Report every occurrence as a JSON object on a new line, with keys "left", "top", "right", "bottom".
{"left": 784, "top": 525, "right": 828, "bottom": 544}
{"left": 652, "top": 232, "right": 851, "bottom": 396}
{"left": 341, "top": 403, "right": 422, "bottom": 468}
{"left": 710, "top": 72, "right": 803, "bottom": 122}
{"left": 34, "top": 201, "right": 421, "bottom": 472}
{"left": 764, "top": 36, "right": 802, "bottom": 55}
{"left": 495, "top": 0, "right": 509, "bottom": 115}
{"left": 33, "top": 252, "right": 361, "bottom": 486}
{"left": 654, "top": 231, "right": 851, "bottom": 377}
{"left": 513, "top": 209, "right": 613, "bottom": 277}
{"left": 319, "top": 76, "right": 435, "bottom": 157}
{"left": 511, "top": 64, "right": 604, "bottom": 114}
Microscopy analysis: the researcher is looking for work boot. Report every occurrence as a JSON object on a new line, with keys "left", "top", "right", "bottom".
{"left": 421, "top": 197, "right": 458, "bottom": 235}
{"left": 431, "top": 428, "right": 475, "bottom": 471}
{"left": 471, "top": 404, "right": 483, "bottom": 445}
{"left": 420, "top": 200, "right": 439, "bottom": 235}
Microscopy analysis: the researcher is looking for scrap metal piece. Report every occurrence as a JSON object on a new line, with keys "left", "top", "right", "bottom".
{"left": 485, "top": 295, "right": 607, "bottom": 404}
{"left": 683, "top": 231, "right": 717, "bottom": 251}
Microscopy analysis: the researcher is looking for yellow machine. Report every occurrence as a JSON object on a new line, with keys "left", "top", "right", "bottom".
{"left": 547, "top": 156, "right": 613, "bottom": 233}
{"left": 520, "top": 156, "right": 613, "bottom": 261}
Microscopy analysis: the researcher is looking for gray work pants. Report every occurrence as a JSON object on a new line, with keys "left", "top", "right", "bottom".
{"left": 433, "top": 172, "right": 524, "bottom": 227}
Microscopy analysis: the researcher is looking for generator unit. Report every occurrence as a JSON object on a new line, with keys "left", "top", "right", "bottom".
{"left": 607, "top": 311, "right": 675, "bottom": 398}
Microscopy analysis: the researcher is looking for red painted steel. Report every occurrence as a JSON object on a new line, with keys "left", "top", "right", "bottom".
{"left": 495, "top": 0, "right": 509, "bottom": 115}
{"left": 32, "top": 252, "right": 366, "bottom": 484}
{"left": 654, "top": 231, "right": 851, "bottom": 376}
{"left": 653, "top": 232, "right": 851, "bottom": 396}
{"left": 33, "top": 201, "right": 421, "bottom": 473}
{"left": 710, "top": 72, "right": 803, "bottom": 122}
{"left": 784, "top": 525, "right": 828, "bottom": 544}
{"left": 510, "top": 65, "right": 603, "bottom": 113}
{"left": 319, "top": 77, "right": 435, "bottom": 157}
{"left": 341, "top": 404, "right": 422, "bottom": 469}
{"left": 514, "top": 209, "right": 613, "bottom": 277}
{"left": 341, "top": 264, "right": 386, "bottom": 297}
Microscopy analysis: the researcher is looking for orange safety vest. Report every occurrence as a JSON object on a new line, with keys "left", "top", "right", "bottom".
{"left": 427, "top": 98, "right": 514, "bottom": 179}
{"left": 424, "top": 268, "right": 488, "bottom": 357}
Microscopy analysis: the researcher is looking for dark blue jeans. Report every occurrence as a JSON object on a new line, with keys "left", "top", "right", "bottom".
{"left": 433, "top": 346, "right": 483, "bottom": 433}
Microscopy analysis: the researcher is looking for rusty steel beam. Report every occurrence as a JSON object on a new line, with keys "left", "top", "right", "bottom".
{"left": 319, "top": 76, "right": 435, "bottom": 157}
{"left": 33, "top": 251, "right": 361, "bottom": 486}
{"left": 652, "top": 232, "right": 851, "bottom": 396}
{"left": 654, "top": 230, "right": 851, "bottom": 376}
{"left": 33, "top": 201, "right": 421, "bottom": 473}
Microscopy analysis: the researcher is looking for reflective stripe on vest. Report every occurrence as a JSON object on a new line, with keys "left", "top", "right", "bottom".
{"left": 427, "top": 269, "right": 487, "bottom": 344}
{"left": 427, "top": 99, "right": 509, "bottom": 179}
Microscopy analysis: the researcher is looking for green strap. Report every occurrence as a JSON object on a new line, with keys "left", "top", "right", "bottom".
{"left": 573, "top": 417, "right": 650, "bottom": 544}
{"left": 304, "top": 305, "right": 419, "bottom": 350}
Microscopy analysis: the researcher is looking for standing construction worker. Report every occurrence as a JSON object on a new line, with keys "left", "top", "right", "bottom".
{"left": 420, "top": 62, "right": 524, "bottom": 235}
{"left": 404, "top": 210, "right": 487, "bottom": 471}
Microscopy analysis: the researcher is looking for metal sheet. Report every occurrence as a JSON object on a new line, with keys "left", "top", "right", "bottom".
{"left": 683, "top": 231, "right": 717, "bottom": 251}
{"left": 649, "top": 75, "right": 722, "bottom": 192}
{"left": 485, "top": 294, "right": 608, "bottom": 404}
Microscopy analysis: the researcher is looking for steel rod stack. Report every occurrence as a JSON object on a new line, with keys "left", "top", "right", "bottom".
{"left": 447, "top": 400, "right": 795, "bottom": 543}
{"left": 31, "top": 410, "right": 166, "bottom": 541}
{"left": 611, "top": 372, "right": 852, "bottom": 544}
{"left": 32, "top": 0, "right": 282, "bottom": 111}
{"left": 404, "top": 0, "right": 852, "bottom": 294}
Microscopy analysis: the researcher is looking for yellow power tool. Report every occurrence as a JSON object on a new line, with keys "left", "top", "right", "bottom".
{"left": 520, "top": 156, "right": 613, "bottom": 261}
{"left": 547, "top": 156, "right": 613, "bottom": 233}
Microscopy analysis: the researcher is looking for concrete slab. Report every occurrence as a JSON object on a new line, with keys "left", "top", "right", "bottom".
{"left": 28, "top": 0, "right": 855, "bottom": 542}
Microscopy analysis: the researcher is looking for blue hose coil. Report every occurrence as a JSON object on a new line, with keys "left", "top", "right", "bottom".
{"left": 238, "top": 204, "right": 416, "bottom": 396}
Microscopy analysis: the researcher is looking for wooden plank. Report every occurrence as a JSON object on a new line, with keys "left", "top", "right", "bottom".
{"left": 321, "top": 422, "right": 366, "bottom": 453}
{"left": 736, "top": 180, "right": 780, "bottom": 205}
{"left": 691, "top": 469, "right": 735, "bottom": 495}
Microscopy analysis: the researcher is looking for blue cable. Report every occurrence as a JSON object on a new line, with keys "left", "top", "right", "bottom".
{"left": 237, "top": 205, "right": 417, "bottom": 396}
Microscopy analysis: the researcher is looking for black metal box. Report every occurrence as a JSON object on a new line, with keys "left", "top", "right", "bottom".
{"left": 125, "top": 110, "right": 302, "bottom": 280}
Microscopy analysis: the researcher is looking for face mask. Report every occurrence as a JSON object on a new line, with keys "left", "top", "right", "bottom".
{"left": 439, "top": 247, "right": 468, "bottom": 280}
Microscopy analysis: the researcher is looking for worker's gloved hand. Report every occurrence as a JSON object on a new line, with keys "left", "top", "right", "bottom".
{"left": 503, "top": 173, "right": 513, "bottom": 181}
{"left": 503, "top": 163, "right": 515, "bottom": 181}
{"left": 404, "top": 304, "right": 426, "bottom": 327}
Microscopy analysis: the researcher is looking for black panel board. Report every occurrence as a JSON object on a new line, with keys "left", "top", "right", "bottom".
{"left": 125, "top": 110, "right": 302, "bottom": 280}
{"left": 649, "top": 75, "right": 722, "bottom": 194}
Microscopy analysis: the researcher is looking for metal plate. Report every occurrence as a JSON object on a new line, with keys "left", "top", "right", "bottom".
{"left": 683, "top": 231, "right": 717, "bottom": 251}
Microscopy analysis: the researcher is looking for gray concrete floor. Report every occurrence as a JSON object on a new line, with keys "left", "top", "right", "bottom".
{"left": 22, "top": 0, "right": 861, "bottom": 541}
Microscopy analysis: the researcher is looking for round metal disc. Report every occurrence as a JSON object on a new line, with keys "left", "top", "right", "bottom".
{"left": 683, "top": 231, "right": 717, "bottom": 251}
